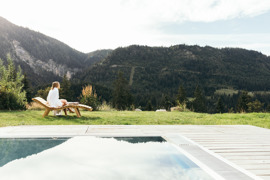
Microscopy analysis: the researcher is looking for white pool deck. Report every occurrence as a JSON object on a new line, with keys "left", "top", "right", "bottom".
{"left": 0, "top": 125, "right": 270, "bottom": 180}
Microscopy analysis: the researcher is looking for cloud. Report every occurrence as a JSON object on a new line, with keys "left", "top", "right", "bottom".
{"left": 0, "top": 137, "right": 213, "bottom": 180}
{"left": 118, "top": 0, "right": 270, "bottom": 24}
{"left": 2, "top": 0, "right": 270, "bottom": 29}
{"left": 1, "top": 0, "right": 270, "bottom": 54}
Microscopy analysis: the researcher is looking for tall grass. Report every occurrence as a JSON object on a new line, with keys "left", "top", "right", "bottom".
{"left": 26, "top": 102, "right": 45, "bottom": 110}
{"left": 98, "top": 101, "right": 115, "bottom": 111}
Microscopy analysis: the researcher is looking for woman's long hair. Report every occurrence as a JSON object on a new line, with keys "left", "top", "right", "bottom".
{"left": 51, "top": 81, "right": 60, "bottom": 90}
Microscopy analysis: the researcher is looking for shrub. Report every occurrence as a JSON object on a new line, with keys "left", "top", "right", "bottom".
{"left": 247, "top": 99, "right": 264, "bottom": 112}
{"left": 99, "top": 101, "right": 115, "bottom": 111}
{"left": 80, "top": 85, "right": 100, "bottom": 111}
{"left": 171, "top": 100, "right": 190, "bottom": 112}
{"left": 0, "top": 55, "right": 26, "bottom": 110}
{"left": 35, "top": 87, "right": 50, "bottom": 100}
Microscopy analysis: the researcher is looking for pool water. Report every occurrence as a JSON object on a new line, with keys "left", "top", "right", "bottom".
{"left": 0, "top": 137, "right": 213, "bottom": 180}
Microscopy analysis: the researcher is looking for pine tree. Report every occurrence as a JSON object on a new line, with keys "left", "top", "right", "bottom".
{"left": 237, "top": 91, "right": 251, "bottom": 113}
{"left": 266, "top": 104, "right": 270, "bottom": 112}
{"left": 22, "top": 73, "right": 33, "bottom": 103}
{"left": 145, "top": 100, "right": 153, "bottom": 111}
{"left": 163, "top": 95, "right": 173, "bottom": 111}
{"left": 216, "top": 97, "right": 225, "bottom": 113}
{"left": 112, "top": 71, "right": 133, "bottom": 110}
{"left": 192, "top": 85, "right": 206, "bottom": 112}
{"left": 61, "top": 74, "right": 73, "bottom": 101}
{"left": 177, "top": 85, "right": 187, "bottom": 104}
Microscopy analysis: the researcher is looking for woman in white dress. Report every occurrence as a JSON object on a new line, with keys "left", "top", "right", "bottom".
{"left": 47, "top": 81, "right": 68, "bottom": 107}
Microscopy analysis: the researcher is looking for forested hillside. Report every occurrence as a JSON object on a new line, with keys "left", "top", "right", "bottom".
{"left": 2, "top": 16, "right": 270, "bottom": 112}
{"left": 84, "top": 49, "right": 112, "bottom": 67}
{"left": 0, "top": 17, "right": 110, "bottom": 86}
{"left": 75, "top": 45, "right": 270, "bottom": 110}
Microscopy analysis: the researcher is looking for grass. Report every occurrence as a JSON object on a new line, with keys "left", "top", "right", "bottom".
{"left": 0, "top": 110, "right": 270, "bottom": 129}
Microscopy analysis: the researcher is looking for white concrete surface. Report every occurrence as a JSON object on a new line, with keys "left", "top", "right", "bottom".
{"left": 0, "top": 125, "right": 269, "bottom": 179}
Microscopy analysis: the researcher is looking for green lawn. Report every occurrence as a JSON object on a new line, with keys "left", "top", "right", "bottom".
{"left": 0, "top": 110, "right": 270, "bottom": 129}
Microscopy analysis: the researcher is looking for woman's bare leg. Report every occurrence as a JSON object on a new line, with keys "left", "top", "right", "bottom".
{"left": 61, "top": 99, "right": 74, "bottom": 113}
{"left": 60, "top": 99, "right": 68, "bottom": 106}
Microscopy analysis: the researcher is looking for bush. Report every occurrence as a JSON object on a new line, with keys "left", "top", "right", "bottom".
{"left": 0, "top": 90, "right": 25, "bottom": 110}
{"left": 99, "top": 101, "right": 115, "bottom": 111}
{"left": 35, "top": 87, "right": 50, "bottom": 100}
{"left": 0, "top": 55, "right": 26, "bottom": 110}
{"left": 171, "top": 100, "right": 190, "bottom": 112}
{"left": 247, "top": 99, "right": 264, "bottom": 112}
{"left": 80, "top": 85, "right": 100, "bottom": 111}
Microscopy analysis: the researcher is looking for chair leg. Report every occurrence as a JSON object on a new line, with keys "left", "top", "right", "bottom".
{"left": 78, "top": 109, "right": 81, "bottom": 116}
{"left": 43, "top": 108, "right": 50, "bottom": 117}
{"left": 63, "top": 109, "right": 68, "bottom": 116}
{"left": 74, "top": 108, "right": 81, "bottom": 117}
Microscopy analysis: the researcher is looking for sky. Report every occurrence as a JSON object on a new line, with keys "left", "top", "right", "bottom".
{"left": 1, "top": 0, "right": 270, "bottom": 55}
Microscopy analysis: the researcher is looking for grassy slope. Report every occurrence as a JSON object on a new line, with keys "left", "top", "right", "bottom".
{"left": 0, "top": 111, "right": 269, "bottom": 129}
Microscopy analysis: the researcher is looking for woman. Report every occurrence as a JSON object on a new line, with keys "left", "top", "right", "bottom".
{"left": 47, "top": 81, "right": 68, "bottom": 107}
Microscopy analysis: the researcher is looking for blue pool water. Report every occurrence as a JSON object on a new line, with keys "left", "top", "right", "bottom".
{"left": 0, "top": 137, "right": 213, "bottom": 180}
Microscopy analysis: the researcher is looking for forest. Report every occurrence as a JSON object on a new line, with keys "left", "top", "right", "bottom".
{"left": 71, "top": 45, "right": 270, "bottom": 113}
{"left": 1, "top": 16, "right": 270, "bottom": 113}
{"left": 2, "top": 44, "right": 270, "bottom": 113}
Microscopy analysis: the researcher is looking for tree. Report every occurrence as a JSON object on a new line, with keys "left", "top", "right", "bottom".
{"left": 80, "top": 85, "right": 100, "bottom": 111}
{"left": 22, "top": 73, "right": 33, "bottom": 103}
{"left": 112, "top": 72, "right": 133, "bottom": 110}
{"left": 237, "top": 91, "right": 251, "bottom": 113}
{"left": 162, "top": 95, "right": 173, "bottom": 111}
{"left": 192, "top": 85, "right": 206, "bottom": 112}
{"left": 177, "top": 85, "right": 187, "bottom": 104}
{"left": 0, "top": 55, "right": 26, "bottom": 110}
{"left": 35, "top": 87, "right": 51, "bottom": 100}
{"left": 60, "top": 74, "right": 73, "bottom": 101}
{"left": 216, "top": 97, "right": 225, "bottom": 113}
{"left": 247, "top": 99, "right": 264, "bottom": 112}
{"left": 266, "top": 104, "right": 270, "bottom": 112}
{"left": 145, "top": 100, "right": 153, "bottom": 111}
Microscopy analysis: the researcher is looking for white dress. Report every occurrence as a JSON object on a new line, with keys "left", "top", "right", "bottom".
{"left": 47, "top": 88, "right": 63, "bottom": 107}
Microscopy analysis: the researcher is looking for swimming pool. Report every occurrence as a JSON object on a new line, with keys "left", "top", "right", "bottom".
{"left": 0, "top": 136, "right": 214, "bottom": 180}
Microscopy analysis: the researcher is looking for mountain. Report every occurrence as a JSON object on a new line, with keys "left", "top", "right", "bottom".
{"left": 76, "top": 44, "right": 270, "bottom": 106}
{"left": 2, "top": 16, "right": 270, "bottom": 110}
{"left": 0, "top": 17, "right": 110, "bottom": 86}
{"left": 84, "top": 49, "right": 113, "bottom": 67}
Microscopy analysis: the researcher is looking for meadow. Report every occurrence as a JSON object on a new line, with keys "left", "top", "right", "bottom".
{"left": 0, "top": 110, "right": 270, "bottom": 129}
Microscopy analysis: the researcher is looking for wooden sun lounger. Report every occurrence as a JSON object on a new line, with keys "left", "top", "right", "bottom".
{"left": 32, "top": 97, "right": 93, "bottom": 118}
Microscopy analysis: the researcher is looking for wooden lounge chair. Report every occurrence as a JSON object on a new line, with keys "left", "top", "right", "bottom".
{"left": 32, "top": 97, "right": 93, "bottom": 118}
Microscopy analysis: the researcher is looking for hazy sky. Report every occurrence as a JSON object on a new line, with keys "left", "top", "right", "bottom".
{"left": 1, "top": 0, "right": 270, "bottom": 55}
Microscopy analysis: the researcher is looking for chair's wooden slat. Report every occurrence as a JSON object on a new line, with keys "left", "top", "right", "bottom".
{"left": 32, "top": 97, "right": 93, "bottom": 117}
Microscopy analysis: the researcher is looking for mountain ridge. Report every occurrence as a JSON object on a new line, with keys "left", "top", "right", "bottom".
{"left": 75, "top": 44, "right": 270, "bottom": 107}
{"left": 2, "top": 16, "right": 270, "bottom": 106}
{"left": 0, "top": 16, "right": 112, "bottom": 86}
